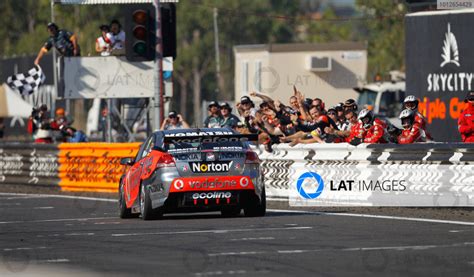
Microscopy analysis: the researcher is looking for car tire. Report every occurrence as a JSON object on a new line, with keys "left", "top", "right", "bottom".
{"left": 244, "top": 187, "right": 266, "bottom": 217}
{"left": 140, "top": 184, "right": 162, "bottom": 220}
{"left": 119, "top": 180, "right": 136, "bottom": 219}
{"left": 221, "top": 206, "right": 241, "bottom": 217}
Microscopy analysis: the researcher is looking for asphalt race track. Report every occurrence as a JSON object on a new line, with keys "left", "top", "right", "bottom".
{"left": 0, "top": 193, "right": 472, "bottom": 276}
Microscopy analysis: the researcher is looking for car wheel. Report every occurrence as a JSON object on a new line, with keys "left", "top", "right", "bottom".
{"left": 118, "top": 180, "right": 135, "bottom": 219}
{"left": 221, "top": 206, "right": 241, "bottom": 217}
{"left": 140, "top": 184, "right": 162, "bottom": 220}
{"left": 244, "top": 187, "right": 266, "bottom": 217}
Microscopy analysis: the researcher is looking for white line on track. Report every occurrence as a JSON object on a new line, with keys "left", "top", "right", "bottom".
{"left": 0, "top": 192, "right": 472, "bottom": 226}
{"left": 209, "top": 242, "right": 474, "bottom": 257}
{"left": 0, "top": 217, "right": 115, "bottom": 225}
{"left": 267, "top": 209, "right": 474, "bottom": 226}
{"left": 230, "top": 237, "right": 275, "bottom": 241}
{"left": 111, "top": 226, "right": 312, "bottom": 237}
{"left": 3, "top": 246, "right": 50, "bottom": 251}
{"left": 33, "top": 206, "right": 54, "bottom": 210}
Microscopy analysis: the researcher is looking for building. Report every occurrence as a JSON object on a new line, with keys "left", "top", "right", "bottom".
{"left": 234, "top": 42, "right": 367, "bottom": 107}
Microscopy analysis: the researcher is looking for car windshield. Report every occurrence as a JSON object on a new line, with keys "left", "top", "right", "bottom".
{"left": 164, "top": 141, "right": 247, "bottom": 152}
{"left": 357, "top": 89, "right": 377, "bottom": 108}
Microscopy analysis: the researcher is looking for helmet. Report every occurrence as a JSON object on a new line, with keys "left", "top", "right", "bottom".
{"left": 403, "top": 95, "right": 419, "bottom": 110}
{"left": 399, "top": 109, "right": 415, "bottom": 129}
{"left": 358, "top": 108, "right": 374, "bottom": 130}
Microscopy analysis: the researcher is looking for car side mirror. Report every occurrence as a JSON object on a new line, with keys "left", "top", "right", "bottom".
{"left": 120, "top": 157, "right": 135, "bottom": 166}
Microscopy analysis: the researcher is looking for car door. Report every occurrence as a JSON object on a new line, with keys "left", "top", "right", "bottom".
{"left": 126, "top": 135, "right": 154, "bottom": 207}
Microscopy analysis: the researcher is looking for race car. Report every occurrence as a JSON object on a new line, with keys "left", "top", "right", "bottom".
{"left": 118, "top": 128, "right": 265, "bottom": 220}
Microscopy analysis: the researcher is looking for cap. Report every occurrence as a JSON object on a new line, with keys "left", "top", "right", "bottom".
{"left": 240, "top": 96, "right": 252, "bottom": 104}
{"left": 220, "top": 102, "right": 231, "bottom": 109}
{"left": 208, "top": 101, "right": 219, "bottom": 108}
{"left": 168, "top": 111, "right": 177, "bottom": 118}
{"left": 39, "top": 104, "right": 48, "bottom": 111}
{"left": 344, "top": 99, "right": 356, "bottom": 106}
{"left": 259, "top": 102, "right": 270, "bottom": 109}
{"left": 47, "top": 22, "right": 58, "bottom": 30}
{"left": 327, "top": 107, "right": 336, "bottom": 114}
{"left": 465, "top": 91, "right": 474, "bottom": 102}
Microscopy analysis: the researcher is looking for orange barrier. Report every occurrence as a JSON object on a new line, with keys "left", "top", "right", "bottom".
{"left": 58, "top": 143, "right": 141, "bottom": 192}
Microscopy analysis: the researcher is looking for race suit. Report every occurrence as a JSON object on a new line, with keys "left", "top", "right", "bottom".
{"left": 414, "top": 111, "right": 432, "bottom": 140}
{"left": 363, "top": 118, "right": 388, "bottom": 143}
{"left": 346, "top": 121, "right": 365, "bottom": 143}
{"left": 398, "top": 124, "right": 427, "bottom": 144}
{"left": 458, "top": 103, "right": 474, "bottom": 143}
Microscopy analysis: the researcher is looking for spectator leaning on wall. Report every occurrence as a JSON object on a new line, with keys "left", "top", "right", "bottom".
{"left": 398, "top": 109, "right": 427, "bottom": 144}
{"left": 458, "top": 91, "right": 474, "bottom": 143}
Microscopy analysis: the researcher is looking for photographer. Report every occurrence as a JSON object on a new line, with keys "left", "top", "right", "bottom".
{"left": 27, "top": 104, "right": 53, "bottom": 143}
{"left": 160, "top": 111, "right": 190, "bottom": 130}
{"left": 60, "top": 125, "right": 88, "bottom": 143}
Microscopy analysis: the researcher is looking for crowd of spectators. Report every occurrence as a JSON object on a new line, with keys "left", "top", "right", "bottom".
{"left": 196, "top": 87, "right": 440, "bottom": 151}
{"left": 27, "top": 105, "right": 87, "bottom": 143}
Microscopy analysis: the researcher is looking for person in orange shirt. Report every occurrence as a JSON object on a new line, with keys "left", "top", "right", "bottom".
{"left": 458, "top": 91, "right": 474, "bottom": 143}
{"left": 398, "top": 109, "right": 426, "bottom": 144}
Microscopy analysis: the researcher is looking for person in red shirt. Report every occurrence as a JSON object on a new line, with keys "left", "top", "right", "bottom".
{"left": 458, "top": 91, "right": 474, "bottom": 143}
{"left": 358, "top": 109, "right": 388, "bottom": 143}
{"left": 403, "top": 95, "right": 432, "bottom": 140}
{"left": 325, "top": 110, "right": 365, "bottom": 144}
{"left": 398, "top": 109, "right": 426, "bottom": 144}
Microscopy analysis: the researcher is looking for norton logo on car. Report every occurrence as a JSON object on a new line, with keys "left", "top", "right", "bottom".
{"left": 190, "top": 162, "right": 230, "bottom": 173}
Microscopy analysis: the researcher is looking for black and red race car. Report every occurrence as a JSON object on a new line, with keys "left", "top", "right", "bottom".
{"left": 118, "top": 128, "right": 265, "bottom": 220}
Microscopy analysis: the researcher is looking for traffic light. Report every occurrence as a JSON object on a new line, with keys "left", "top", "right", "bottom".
{"left": 123, "top": 4, "right": 176, "bottom": 62}
{"left": 124, "top": 5, "right": 155, "bottom": 61}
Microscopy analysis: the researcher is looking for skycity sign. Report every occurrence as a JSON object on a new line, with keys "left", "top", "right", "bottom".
{"left": 406, "top": 11, "right": 474, "bottom": 141}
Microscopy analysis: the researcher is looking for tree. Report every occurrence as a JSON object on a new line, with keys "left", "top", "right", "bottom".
{"left": 355, "top": 0, "right": 406, "bottom": 78}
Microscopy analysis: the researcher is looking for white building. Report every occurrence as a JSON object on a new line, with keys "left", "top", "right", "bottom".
{"left": 234, "top": 42, "right": 367, "bottom": 107}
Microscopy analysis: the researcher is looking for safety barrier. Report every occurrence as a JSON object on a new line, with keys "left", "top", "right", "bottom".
{"left": 58, "top": 143, "right": 140, "bottom": 192}
{"left": 257, "top": 143, "right": 474, "bottom": 206}
{"left": 0, "top": 142, "right": 140, "bottom": 193}
{"left": 1, "top": 142, "right": 473, "bottom": 205}
{"left": 0, "top": 143, "right": 59, "bottom": 186}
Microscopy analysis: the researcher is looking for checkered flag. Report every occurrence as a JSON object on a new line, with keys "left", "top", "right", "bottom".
{"left": 6, "top": 65, "right": 46, "bottom": 97}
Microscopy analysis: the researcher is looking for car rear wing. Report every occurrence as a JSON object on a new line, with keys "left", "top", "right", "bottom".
{"left": 163, "top": 133, "right": 258, "bottom": 144}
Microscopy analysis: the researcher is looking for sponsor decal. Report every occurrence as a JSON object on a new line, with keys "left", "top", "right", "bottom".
{"left": 189, "top": 178, "right": 238, "bottom": 189}
{"left": 427, "top": 23, "right": 474, "bottom": 93}
{"left": 206, "top": 152, "right": 216, "bottom": 161}
{"left": 166, "top": 131, "right": 234, "bottom": 137}
{"left": 192, "top": 191, "right": 232, "bottom": 200}
{"left": 173, "top": 179, "right": 184, "bottom": 190}
{"left": 190, "top": 162, "right": 230, "bottom": 173}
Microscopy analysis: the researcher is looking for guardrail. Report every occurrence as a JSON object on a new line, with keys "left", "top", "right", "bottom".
{"left": 1, "top": 142, "right": 473, "bottom": 205}
{"left": 257, "top": 143, "right": 474, "bottom": 206}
